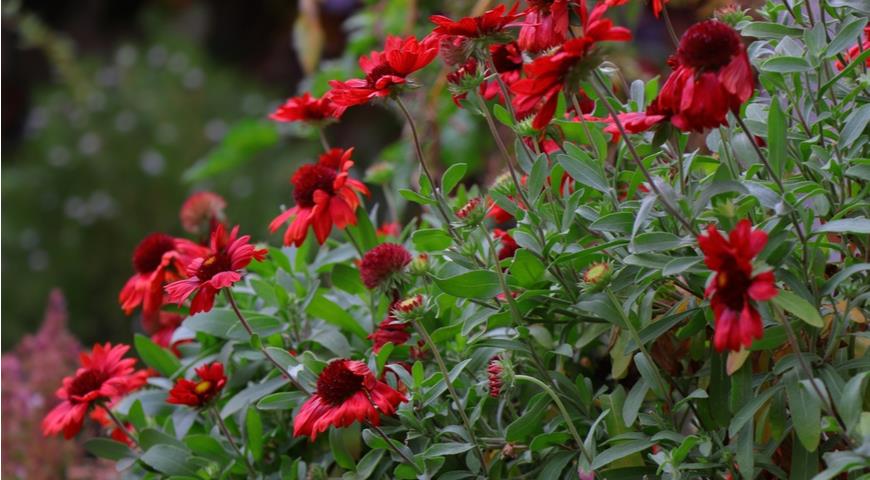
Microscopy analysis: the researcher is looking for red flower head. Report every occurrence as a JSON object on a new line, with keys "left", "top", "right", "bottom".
{"left": 89, "top": 368, "right": 153, "bottom": 445}
{"left": 369, "top": 306, "right": 411, "bottom": 352}
{"left": 834, "top": 26, "right": 870, "bottom": 70}
{"left": 269, "top": 92, "right": 346, "bottom": 124}
{"left": 119, "top": 233, "right": 208, "bottom": 320}
{"left": 430, "top": 4, "right": 521, "bottom": 39}
{"left": 165, "top": 224, "right": 267, "bottom": 314}
{"left": 517, "top": 0, "right": 571, "bottom": 52}
{"left": 698, "top": 220, "right": 778, "bottom": 352}
{"left": 493, "top": 228, "right": 519, "bottom": 260}
{"left": 167, "top": 362, "right": 227, "bottom": 407}
{"left": 359, "top": 243, "right": 412, "bottom": 290}
{"left": 512, "top": 3, "right": 631, "bottom": 129}
{"left": 487, "top": 356, "right": 504, "bottom": 397}
{"left": 270, "top": 148, "right": 370, "bottom": 247}
{"left": 328, "top": 36, "right": 439, "bottom": 107}
{"left": 179, "top": 191, "right": 227, "bottom": 238}
{"left": 377, "top": 222, "right": 401, "bottom": 238}
{"left": 42, "top": 343, "right": 140, "bottom": 439}
{"left": 447, "top": 58, "right": 482, "bottom": 105}
{"left": 482, "top": 42, "right": 524, "bottom": 101}
{"left": 606, "top": 0, "right": 669, "bottom": 18}
{"left": 648, "top": 20, "right": 754, "bottom": 132}
{"left": 294, "top": 359, "right": 407, "bottom": 440}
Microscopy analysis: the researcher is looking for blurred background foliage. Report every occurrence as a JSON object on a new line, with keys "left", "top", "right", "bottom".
{"left": 2, "top": 0, "right": 715, "bottom": 351}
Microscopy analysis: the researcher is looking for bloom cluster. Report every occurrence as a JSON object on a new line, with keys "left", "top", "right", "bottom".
{"left": 43, "top": 1, "right": 870, "bottom": 479}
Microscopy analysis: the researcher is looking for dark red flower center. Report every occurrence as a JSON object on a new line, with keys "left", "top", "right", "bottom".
{"left": 316, "top": 361, "right": 364, "bottom": 406}
{"left": 68, "top": 368, "right": 109, "bottom": 399}
{"left": 292, "top": 164, "right": 337, "bottom": 208}
{"left": 196, "top": 252, "right": 232, "bottom": 280}
{"left": 132, "top": 233, "right": 176, "bottom": 273}
{"left": 677, "top": 20, "right": 741, "bottom": 70}
{"left": 716, "top": 260, "right": 752, "bottom": 311}
{"left": 367, "top": 64, "right": 401, "bottom": 83}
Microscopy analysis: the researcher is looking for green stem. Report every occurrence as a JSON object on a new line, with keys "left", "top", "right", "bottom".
{"left": 210, "top": 406, "right": 256, "bottom": 475}
{"left": 370, "top": 423, "right": 423, "bottom": 474}
{"left": 98, "top": 402, "right": 140, "bottom": 450}
{"left": 514, "top": 375, "right": 595, "bottom": 470}
{"left": 225, "top": 290, "right": 309, "bottom": 394}
{"left": 409, "top": 317, "right": 487, "bottom": 468}
{"left": 318, "top": 128, "right": 331, "bottom": 152}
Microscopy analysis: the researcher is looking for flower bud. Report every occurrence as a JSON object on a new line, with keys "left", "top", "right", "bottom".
{"left": 409, "top": 253, "right": 430, "bottom": 276}
{"left": 456, "top": 197, "right": 485, "bottom": 225}
{"left": 582, "top": 261, "right": 612, "bottom": 292}
{"left": 714, "top": 4, "right": 751, "bottom": 27}
{"left": 392, "top": 295, "right": 426, "bottom": 322}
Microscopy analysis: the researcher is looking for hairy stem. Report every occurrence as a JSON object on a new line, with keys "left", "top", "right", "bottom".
{"left": 370, "top": 423, "right": 423, "bottom": 473}
{"left": 210, "top": 406, "right": 256, "bottom": 475}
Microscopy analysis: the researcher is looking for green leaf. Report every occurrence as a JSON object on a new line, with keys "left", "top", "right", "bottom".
{"left": 183, "top": 120, "right": 278, "bottom": 181}
{"left": 412, "top": 228, "right": 452, "bottom": 251}
{"left": 529, "top": 432, "right": 572, "bottom": 452}
{"left": 331, "top": 423, "right": 361, "bottom": 469}
{"left": 741, "top": 22, "right": 803, "bottom": 39}
{"left": 836, "top": 371, "right": 869, "bottom": 433}
{"left": 787, "top": 381, "right": 821, "bottom": 452}
{"left": 556, "top": 147, "right": 610, "bottom": 194}
{"left": 825, "top": 17, "right": 869, "bottom": 57}
{"left": 768, "top": 98, "right": 786, "bottom": 178}
{"left": 183, "top": 309, "right": 238, "bottom": 338}
{"left": 423, "top": 443, "right": 473, "bottom": 457}
{"left": 506, "top": 392, "right": 549, "bottom": 442}
{"left": 623, "top": 379, "right": 649, "bottom": 427}
{"left": 257, "top": 392, "right": 302, "bottom": 410}
{"left": 630, "top": 232, "right": 682, "bottom": 253}
{"left": 399, "top": 188, "right": 435, "bottom": 205}
{"left": 221, "top": 376, "right": 288, "bottom": 418}
{"left": 246, "top": 408, "right": 264, "bottom": 462}
{"left": 510, "top": 250, "right": 546, "bottom": 287}
{"left": 306, "top": 294, "right": 368, "bottom": 338}
{"left": 590, "top": 212, "right": 634, "bottom": 233}
{"left": 728, "top": 385, "right": 781, "bottom": 436}
{"left": 140, "top": 445, "right": 197, "bottom": 476}
{"left": 813, "top": 217, "right": 870, "bottom": 235}
{"left": 822, "top": 263, "right": 870, "bottom": 296}
{"left": 84, "top": 438, "right": 134, "bottom": 461}
{"left": 840, "top": 104, "right": 870, "bottom": 146}
{"left": 761, "top": 56, "right": 813, "bottom": 73}
{"left": 433, "top": 270, "right": 514, "bottom": 299}
{"left": 441, "top": 163, "right": 467, "bottom": 195}
{"left": 134, "top": 334, "right": 180, "bottom": 377}
{"left": 492, "top": 103, "right": 513, "bottom": 126}
{"left": 538, "top": 451, "right": 575, "bottom": 478}
{"left": 591, "top": 440, "right": 653, "bottom": 470}
{"left": 771, "top": 291, "right": 823, "bottom": 328}
{"left": 185, "top": 434, "right": 228, "bottom": 462}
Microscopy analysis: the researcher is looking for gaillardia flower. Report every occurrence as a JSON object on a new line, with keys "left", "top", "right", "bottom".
{"left": 698, "top": 220, "right": 778, "bottom": 352}
{"left": 269, "top": 92, "right": 346, "bottom": 124}
{"left": 517, "top": 0, "right": 570, "bottom": 52}
{"left": 359, "top": 243, "right": 412, "bottom": 290}
{"left": 165, "top": 224, "right": 267, "bottom": 314}
{"left": 119, "top": 233, "right": 207, "bottom": 320}
{"left": 293, "top": 359, "right": 407, "bottom": 440}
{"left": 179, "top": 191, "right": 227, "bottom": 238}
{"left": 167, "top": 362, "right": 227, "bottom": 407}
{"left": 493, "top": 228, "right": 519, "bottom": 260}
{"left": 328, "top": 36, "right": 439, "bottom": 107}
{"left": 430, "top": 4, "right": 521, "bottom": 40}
{"left": 369, "top": 307, "right": 411, "bottom": 353}
{"left": 270, "top": 148, "right": 369, "bottom": 247}
{"left": 42, "top": 343, "right": 139, "bottom": 439}
{"left": 648, "top": 20, "right": 754, "bottom": 132}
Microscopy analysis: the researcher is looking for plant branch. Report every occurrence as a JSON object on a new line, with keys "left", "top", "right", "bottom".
{"left": 210, "top": 406, "right": 256, "bottom": 475}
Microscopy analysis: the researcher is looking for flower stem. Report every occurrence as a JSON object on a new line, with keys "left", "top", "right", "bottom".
{"left": 318, "top": 128, "right": 331, "bottom": 152}
{"left": 409, "top": 317, "right": 487, "bottom": 468}
{"left": 98, "top": 402, "right": 140, "bottom": 450}
{"left": 660, "top": 6, "right": 680, "bottom": 49}
{"left": 224, "top": 289, "right": 310, "bottom": 394}
{"left": 369, "top": 423, "right": 422, "bottom": 474}
{"left": 394, "top": 96, "right": 456, "bottom": 233}
{"left": 590, "top": 70, "right": 699, "bottom": 237}
{"left": 210, "top": 406, "right": 256, "bottom": 475}
{"left": 514, "top": 375, "right": 595, "bottom": 472}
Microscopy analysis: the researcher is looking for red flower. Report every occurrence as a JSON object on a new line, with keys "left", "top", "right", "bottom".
{"left": 606, "top": 0, "right": 669, "bottom": 18}
{"left": 430, "top": 4, "right": 521, "bottom": 39}
{"left": 293, "top": 359, "right": 407, "bottom": 440}
{"left": 493, "top": 229, "right": 519, "bottom": 260}
{"left": 42, "top": 343, "right": 139, "bottom": 439}
{"left": 328, "top": 36, "right": 439, "bottom": 107}
{"left": 482, "top": 42, "right": 524, "bottom": 101}
{"left": 512, "top": 3, "right": 631, "bottom": 128}
{"left": 167, "top": 362, "right": 227, "bottom": 407}
{"left": 457, "top": 197, "right": 482, "bottom": 219}
{"left": 447, "top": 58, "right": 481, "bottom": 105}
{"left": 165, "top": 224, "right": 267, "bottom": 314}
{"left": 648, "top": 20, "right": 754, "bottom": 132}
{"left": 517, "top": 0, "right": 570, "bottom": 52}
{"left": 369, "top": 307, "right": 411, "bottom": 352}
{"left": 834, "top": 26, "right": 870, "bottom": 70}
{"left": 269, "top": 92, "right": 346, "bottom": 124}
{"left": 179, "top": 191, "right": 227, "bottom": 239}
{"left": 270, "top": 148, "right": 369, "bottom": 247}
{"left": 698, "top": 220, "right": 778, "bottom": 352}
{"left": 377, "top": 222, "right": 401, "bottom": 238}
{"left": 487, "top": 356, "right": 503, "bottom": 397}
{"left": 119, "top": 233, "right": 207, "bottom": 320}
{"left": 584, "top": 111, "right": 665, "bottom": 142}
{"left": 359, "top": 243, "right": 412, "bottom": 290}
{"left": 149, "top": 312, "right": 191, "bottom": 356}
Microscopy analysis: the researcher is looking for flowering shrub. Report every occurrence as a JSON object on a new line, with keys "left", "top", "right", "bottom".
{"left": 44, "top": 0, "right": 870, "bottom": 478}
